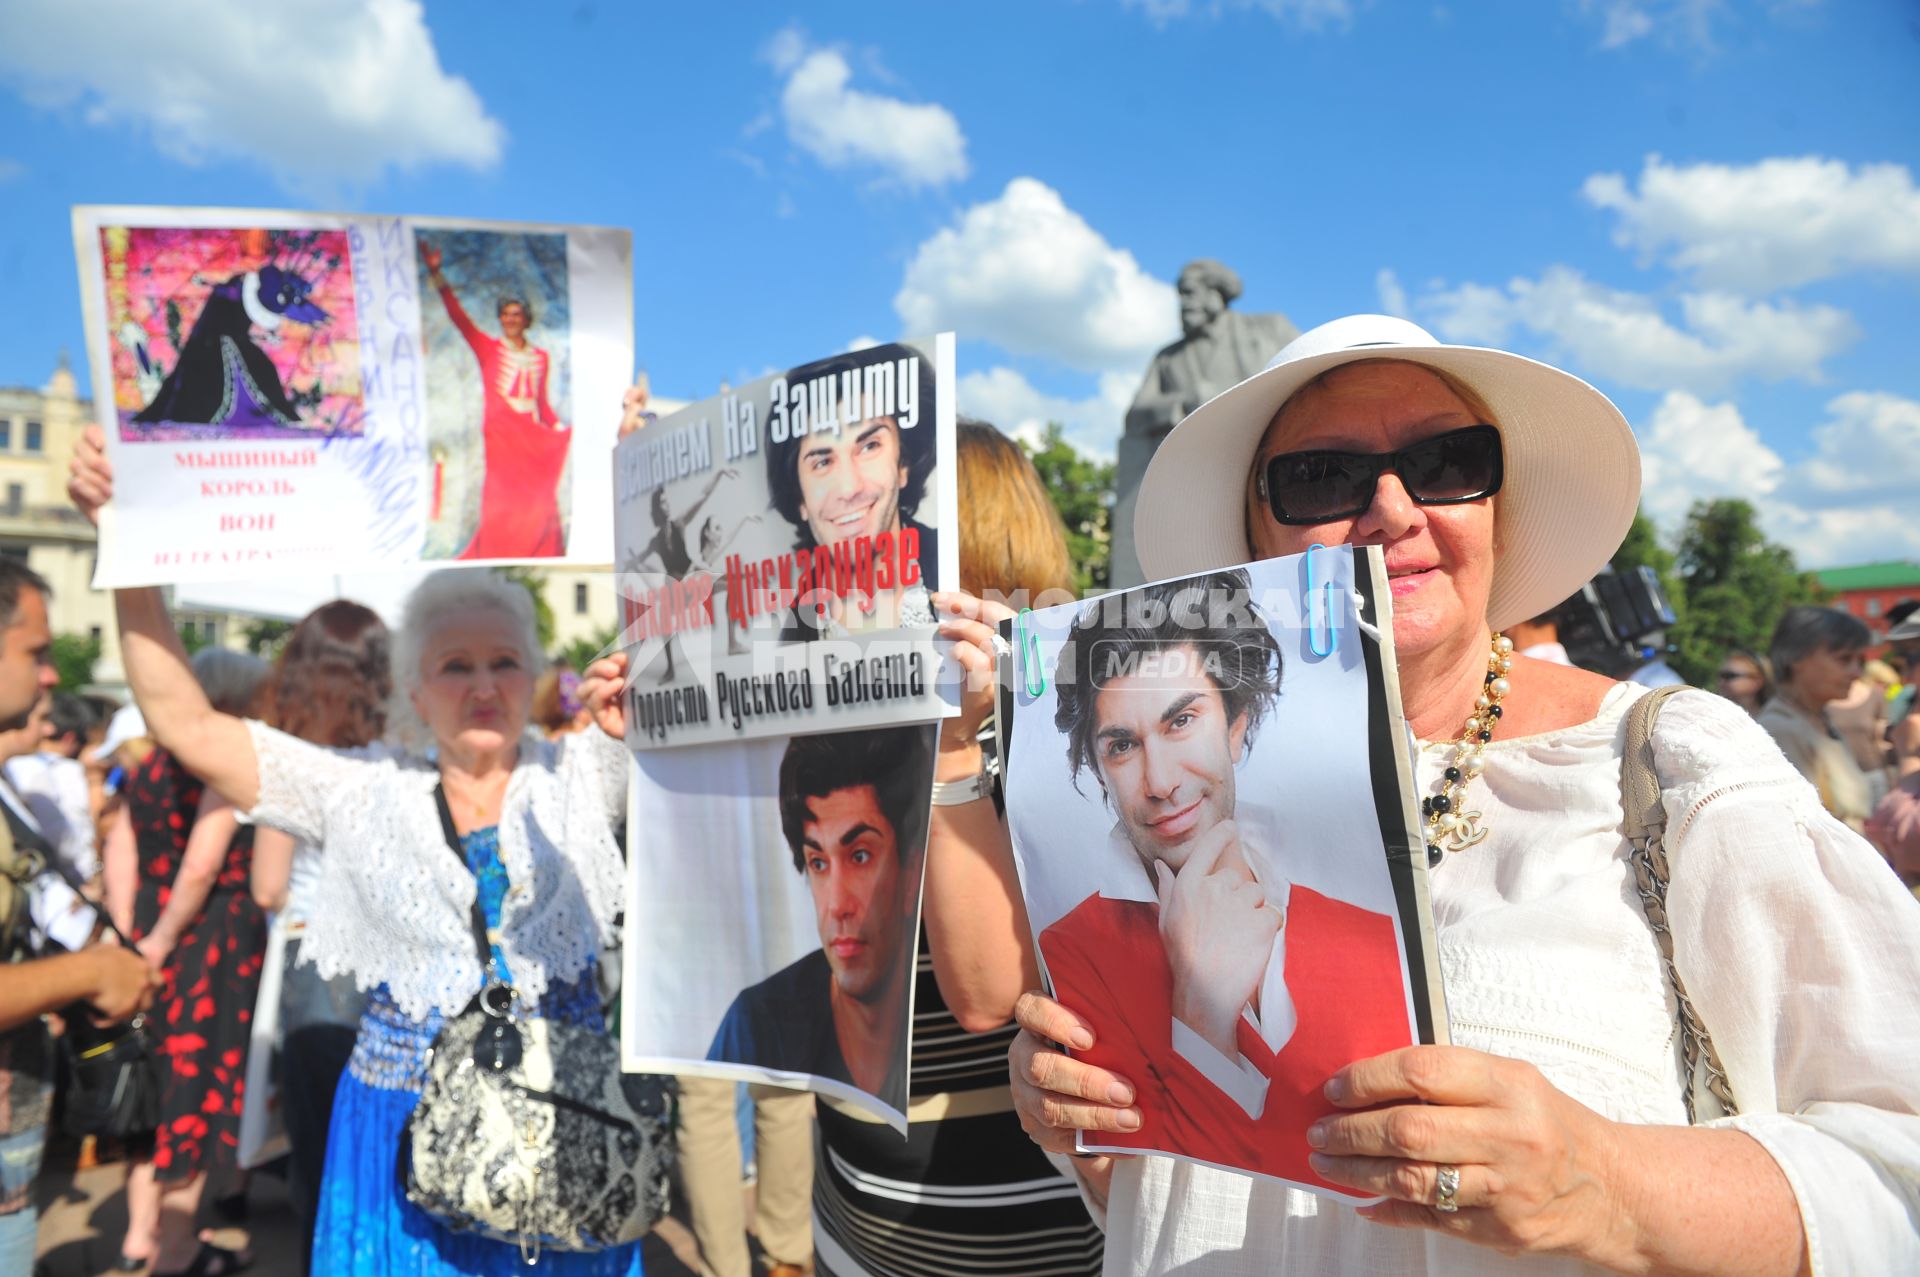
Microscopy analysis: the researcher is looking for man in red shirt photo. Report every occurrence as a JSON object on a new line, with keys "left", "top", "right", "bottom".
{"left": 1036, "top": 569, "right": 1413, "bottom": 1191}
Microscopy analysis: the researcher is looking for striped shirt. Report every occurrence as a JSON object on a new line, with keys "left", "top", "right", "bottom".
{"left": 813, "top": 935, "right": 1102, "bottom": 1277}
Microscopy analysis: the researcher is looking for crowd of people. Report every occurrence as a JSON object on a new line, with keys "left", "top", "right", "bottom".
{"left": 1, "top": 313, "right": 1916, "bottom": 1277}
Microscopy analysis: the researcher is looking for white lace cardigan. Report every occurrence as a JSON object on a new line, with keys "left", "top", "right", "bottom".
{"left": 245, "top": 720, "right": 629, "bottom": 1022}
{"left": 1094, "top": 684, "right": 1920, "bottom": 1276}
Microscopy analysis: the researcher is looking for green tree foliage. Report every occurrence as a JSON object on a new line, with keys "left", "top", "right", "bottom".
{"left": 1662, "top": 499, "right": 1823, "bottom": 686}
{"left": 50, "top": 633, "right": 101, "bottom": 691}
{"left": 242, "top": 618, "right": 292, "bottom": 657}
{"left": 1021, "top": 424, "right": 1114, "bottom": 595}
{"left": 558, "top": 624, "right": 621, "bottom": 674}
{"left": 499, "top": 567, "right": 557, "bottom": 651}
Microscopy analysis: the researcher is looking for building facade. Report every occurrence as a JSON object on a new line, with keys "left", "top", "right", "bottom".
{"left": 1815, "top": 561, "right": 1920, "bottom": 640}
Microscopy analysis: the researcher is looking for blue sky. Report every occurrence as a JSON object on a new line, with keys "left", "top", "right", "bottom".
{"left": 0, "top": 0, "right": 1914, "bottom": 567}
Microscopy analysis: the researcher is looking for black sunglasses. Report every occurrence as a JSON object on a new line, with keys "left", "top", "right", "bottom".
{"left": 1256, "top": 425, "right": 1504, "bottom": 525}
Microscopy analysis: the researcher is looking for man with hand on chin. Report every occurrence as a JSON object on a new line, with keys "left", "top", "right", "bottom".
{"left": 1037, "top": 571, "right": 1408, "bottom": 1189}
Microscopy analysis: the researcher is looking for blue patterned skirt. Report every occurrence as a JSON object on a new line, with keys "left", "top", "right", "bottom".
{"left": 312, "top": 980, "right": 644, "bottom": 1275}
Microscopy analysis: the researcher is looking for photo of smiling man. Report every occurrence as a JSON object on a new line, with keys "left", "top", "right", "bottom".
{"left": 1021, "top": 567, "right": 1417, "bottom": 1193}
{"left": 705, "top": 724, "right": 933, "bottom": 1113}
{"left": 764, "top": 342, "right": 940, "bottom": 637}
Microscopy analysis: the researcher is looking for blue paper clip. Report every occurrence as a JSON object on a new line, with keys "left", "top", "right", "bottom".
{"left": 1305, "top": 542, "right": 1338, "bottom": 658}
{"left": 1016, "top": 608, "right": 1047, "bottom": 697}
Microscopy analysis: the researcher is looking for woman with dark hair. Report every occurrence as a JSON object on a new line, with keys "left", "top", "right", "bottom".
{"left": 109, "top": 648, "right": 272, "bottom": 1277}
{"left": 1713, "top": 647, "right": 1773, "bottom": 716}
{"left": 249, "top": 600, "right": 392, "bottom": 1271}
{"left": 1759, "top": 605, "right": 1875, "bottom": 833}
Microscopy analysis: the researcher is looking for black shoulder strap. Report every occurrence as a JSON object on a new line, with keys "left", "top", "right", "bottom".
{"left": 433, "top": 783, "right": 498, "bottom": 981}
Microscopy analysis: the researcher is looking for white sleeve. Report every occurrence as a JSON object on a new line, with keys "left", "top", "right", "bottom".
{"left": 1656, "top": 690, "right": 1920, "bottom": 1275}
{"left": 244, "top": 719, "right": 383, "bottom": 847}
{"left": 560, "top": 725, "right": 631, "bottom": 830}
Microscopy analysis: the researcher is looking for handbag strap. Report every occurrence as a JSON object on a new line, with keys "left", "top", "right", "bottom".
{"left": 1619, "top": 685, "right": 1738, "bottom": 1121}
{"left": 433, "top": 782, "right": 502, "bottom": 987}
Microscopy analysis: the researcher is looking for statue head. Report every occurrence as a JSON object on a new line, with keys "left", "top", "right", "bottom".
{"left": 1177, "top": 259, "right": 1241, "bottom": 337}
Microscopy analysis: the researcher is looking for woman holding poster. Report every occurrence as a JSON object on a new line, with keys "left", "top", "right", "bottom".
{"left": 982, "top": 315, "right": 1920, "bottom": 1274}
{"left": 71, "top": 424, "right": 640, "bottom": 1277}
{"left": 422, "top": 237, "right": 572, "bottom": 560}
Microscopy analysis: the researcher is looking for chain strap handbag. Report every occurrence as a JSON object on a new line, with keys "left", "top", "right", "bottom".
{"left": 400, "top": 784, "right": 674, "bottom": 1260}
{"left": 1619, "top": 685, "right": 1739, "bottom": 1123}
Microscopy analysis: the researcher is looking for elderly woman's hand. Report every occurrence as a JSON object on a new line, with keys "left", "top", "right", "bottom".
{"left": 68, "top": 424, "right": 115, "bottom": 526}
{"left": 1309, "top": 1044, "right": 1631, "bottom": 1263}
{"left": 578, "top": 651, "right": 629, "bottom": 741}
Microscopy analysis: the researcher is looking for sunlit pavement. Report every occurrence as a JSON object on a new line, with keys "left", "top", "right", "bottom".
{"left": 33, "top": 1139, "right": 705, "bottom": 1276}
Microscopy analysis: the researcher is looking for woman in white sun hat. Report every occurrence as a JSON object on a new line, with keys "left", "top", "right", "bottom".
{"left": 994, "top": 315, "right": 1920, "bottom": 1274}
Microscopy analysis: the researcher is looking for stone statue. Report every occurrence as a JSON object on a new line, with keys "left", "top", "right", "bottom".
{"left": 1110, "top": 259, "right": 1298, "bottom": 587}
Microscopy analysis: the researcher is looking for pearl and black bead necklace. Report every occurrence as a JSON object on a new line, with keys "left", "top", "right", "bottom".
{"left": 1422, "top": 633, "right": 1514, "bottom": 866}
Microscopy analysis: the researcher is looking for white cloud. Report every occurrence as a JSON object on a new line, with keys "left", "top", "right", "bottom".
{"left": 1375, "top": 267, "right": 1410, "bottom": 318}
{"left": 0, "top": 0, "right": 502, "bottom": 194}
{"left": 1637, "top": 389, "right": 1784, "bottom": 526}
{"left": 845, "top": 335, "right": 881, "bottom": 352}
{"left": 1124, "top": 0, "right": 1356, "bottom": 28}
{"left": 1786, "top": 391, "right": 1920, "bottom": 503}
{"left": 762, "top": 28, "right": 967, "bottom": 188}
{"left": 958, "top": 367, "right": 1137, "bottom": 461}
{"left": 1422, "top": 265, "right": 1857, "bottom": 394}
{"left": 1583, "top": 155, "right": 1920, "bottom": 294}
{"left": 1586, "top": 0, "right": 1656, "bottom": 47}
{"left": 1635, "top": 388, "right": 1920, "bottom": 565}
{"left": 896, "top": 178, "right": 1179, "bottom": 375}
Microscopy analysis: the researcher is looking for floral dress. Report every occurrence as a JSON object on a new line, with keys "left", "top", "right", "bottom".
{"left": 128, "top": 748, "right": 266, "bottom": 1185}
{"left": 310, "top": 826, "right": 642, "bottom": 1275}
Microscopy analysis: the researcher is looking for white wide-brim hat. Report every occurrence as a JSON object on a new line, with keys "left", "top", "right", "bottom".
{"left": 1133, "top": 314, "right": 1641, "bottom": 632}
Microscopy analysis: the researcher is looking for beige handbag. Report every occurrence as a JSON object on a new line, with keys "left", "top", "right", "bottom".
{"left": 1619, "top": 685, "right": 1738, "bottom": 1123}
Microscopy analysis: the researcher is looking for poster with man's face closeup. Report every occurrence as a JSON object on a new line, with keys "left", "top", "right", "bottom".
{"left": 1001, "top": 549, "right": 1442, "bottom": 1196}
{"left": 620, "top": 722, "right": 935, "bottom": 1128}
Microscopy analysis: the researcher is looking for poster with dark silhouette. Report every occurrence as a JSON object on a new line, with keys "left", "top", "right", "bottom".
{"left": 74, "top": 205, "right": 630, "bottom": 587}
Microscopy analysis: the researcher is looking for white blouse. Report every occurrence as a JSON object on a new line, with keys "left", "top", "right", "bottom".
{"left": 245, "top": 720, "right": 629, "bottom": 1022}
{"left": 1096, "top": 684, "right": 1920, "bottom": 1275}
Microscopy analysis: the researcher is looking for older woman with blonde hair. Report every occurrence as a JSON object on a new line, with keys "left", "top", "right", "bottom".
{"left": 69, "top": 425, "right": 643, "bottom": 1277}
{"left": 950, "top": 316, "right": 1920, "bottom": 1274}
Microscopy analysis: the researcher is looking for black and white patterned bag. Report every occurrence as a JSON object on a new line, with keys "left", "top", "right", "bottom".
{"left": 400, "top": 785, "right": 674, "bottom": 1259}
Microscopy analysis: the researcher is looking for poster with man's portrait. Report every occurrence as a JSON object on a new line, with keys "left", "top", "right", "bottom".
{"left": 73, "top": 205, "right": 630, "bottom": 586}
{"left": 612, "top": 334, "right": 958, "bottom": 749}
{"left": 1000, "top": 547, "right": 1445, "bottom": 1197}
{"left": 619, "top": 722, "right": 937, "bottom": 1129}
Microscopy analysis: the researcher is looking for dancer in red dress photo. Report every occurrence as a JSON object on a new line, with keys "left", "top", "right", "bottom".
{"left": 422, "top": 238, "right": 571, "bottom": 559}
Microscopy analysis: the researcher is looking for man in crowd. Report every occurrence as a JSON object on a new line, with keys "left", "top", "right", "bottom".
{"left": 764, "top": 343, "right": 941, "bottom": 635}
{"left": 706, "top": 725, "right": 930, "bottom": 1113}
{"left": 0, "top": 559, "right": 156, "bottom": 1270}
{"left": 1036, "top": 570, "right": 1408, "bottom": 1188}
